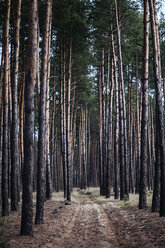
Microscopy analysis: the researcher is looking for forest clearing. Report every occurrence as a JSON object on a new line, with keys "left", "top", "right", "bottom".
{"left": 0, "top": 188, "right": 165, "bottom": 248}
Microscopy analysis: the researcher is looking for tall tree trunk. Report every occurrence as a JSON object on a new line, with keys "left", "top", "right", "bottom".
{"left": 0, "top": 51, "right": 3, "bottom": 206}
{"left": 35, "top": 0, "right": 52, "bottom": 225}
{"left": 139, "top": 0, "right": 149, "bottom": 209}
{"left": 20, "top": 0, "right": 38, "bottom": 236}
{"left": 135, "top": 50, "right": 140, "bottom": 194}
{"left": 106, "top": 45, "right": 114, "bottom": 198}
{"left": 63, "top": 41, "right": 67, "bottom": 197}
{"left": 11, "top": 0, "right": 21, "bottom": 212}
{"left": 2, "top": 0, "right": 10, "bottom": 217}
{"left": 128, "top": 68, "right": 134, "bottom": 193}
{"left": 112, "top": 29, "right": 119, "bottom": 200}
{"left": 66, "top": 15, "right": 73, "bottom": 202}
{"left": 101, "top": 48, "right": 106, "bottom": 196}
{"left": 149, "top": 0, "right": 165, "bottom": 216}
{"left": 8, "top": 67, "right": 12, "bottom": 200}
{"left": 19, "top": 60, "right": 25, "bottom": 181}
{"left": 106, "top": 48, "right": 110, "bottom": 198}
{"left": 115, "top": 0, "right": 129, "bottom": 199}
{"left": 98, "top": 68, "right": 103, "bottom": 195}
{"left": 46, "top": 4, "right": 53, "bottom": 200}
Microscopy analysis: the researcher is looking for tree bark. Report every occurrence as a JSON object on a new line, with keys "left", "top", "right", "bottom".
{"left": 66, "top": 14, "right": 73, "bottom": 202}
{"left": 20, "top": 0, "right": 38, "bottom": 236}
{"left": 35, "top": 0, "right": 52, "bottom": 225}
{"left": 2, "top": 0, "right": 10, "bottom": 217}
{"left": 115, "top": 0, "right": 129, "bottom": 199}
{"left": 149, "top": 0, "right": 165, "bottom": 216}
{"left": 139, "top": 0, "right": 149, "bottom": 209}
{"left": 98, "top": 68, "right": 103, "bottom": 195}
{"left": 112, "top": 29, "right": 119, "bottom": 200}
{"left": 46, "top": 3, "right": 53, "bottom": 200}
{"left": 11, "top": 0, "right": 21, "bottom": 212}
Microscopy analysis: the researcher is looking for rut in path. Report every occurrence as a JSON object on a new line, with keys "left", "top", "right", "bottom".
{"left": 2, "top": 188, "right": 165, "bottom": 248}
{"left": 61, "top": 202, "right": 119, "bottom": 248}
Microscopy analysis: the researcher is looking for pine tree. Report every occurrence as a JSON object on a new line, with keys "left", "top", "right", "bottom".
{"left": 35, "top": 0, "right": 52, "bottom": 225}
{"left": 139, "top": 0, "right": 149, "bottom": 210}
{"left": 2, "top": 0, "right": 10, "bottom": 217}
{"left": 20, "top": 0, "right": 38, "bottom": 236}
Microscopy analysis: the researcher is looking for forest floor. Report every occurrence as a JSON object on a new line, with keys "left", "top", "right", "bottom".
{"left": 0, "top": 188, "right": 165, "bottom": 248}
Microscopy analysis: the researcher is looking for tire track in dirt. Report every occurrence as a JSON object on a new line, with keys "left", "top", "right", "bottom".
{"left": 61, "top": 195, "right": 119, "bottom": 248}
{"left": 95, "top": 203, "right": 119, "bottom": 248}
{"left": 6, "top": 189, "right": 165, "bottom": 248}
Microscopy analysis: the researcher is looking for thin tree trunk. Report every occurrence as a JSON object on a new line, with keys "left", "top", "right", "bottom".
{"left": 112, "top": 29, "right": 119, "bottom": 200}
{"left": 136, "top": 50, "right": 140, "bottom": 194}
{"left": 46, "top": 3, "right": 53, "bottom": 200}
{"left": 101, "top": 48, "right": 106, "bottom": 196}
{"left": 98, "top": 68, "right": 103, "bottom": 195}
{"left": 66, "top": 15, "right": 73, "bottom": 202}
{"left": 11, "top": 0, "right": 21, "bottom": 212}
{"left": 2, "top": 0, "right": 10, "bottom": 217}
{"left": 139, "top": 0, "right": 149, "bottom": 209}
{"left": 106, "top": 44, "right": 114, "bottom": 198}
{"left": 115, "top": 0, "right": 129, "bottom": 199}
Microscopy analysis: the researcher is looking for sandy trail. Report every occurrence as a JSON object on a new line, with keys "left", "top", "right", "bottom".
{"left": 1, "top": 189, "right": 165, "bottom": 248}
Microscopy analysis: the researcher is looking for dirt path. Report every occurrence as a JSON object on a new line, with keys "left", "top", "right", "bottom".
{"left": 61, "top": 202, "right": 119, "bottom": 248}
{"left": 1, "top": 189, "right": 165, "bottom": 248}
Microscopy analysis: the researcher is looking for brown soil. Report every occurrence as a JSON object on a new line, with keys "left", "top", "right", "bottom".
{"left": 0, "top": 188, "right": 165, "bottom": 248}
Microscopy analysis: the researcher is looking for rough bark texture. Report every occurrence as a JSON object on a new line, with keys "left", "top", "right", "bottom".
{"left": 35, "top": 0, "right": 52, "bottom": 225}
{"left": 112, "top": 30, "right": 119, "bottom": 200}
{"left": 115, "top": 0, "right": 129, "bottom": 199}
{"left": 46, "top": 4, "right": 53, "bottom": 200}
{"left": 60, "top": 41, "right": 67, "bottom": 198}
{"left": 106, "top": 49, "right": 111, "bottom": 198}
{"left": 101, "top": 48, "right": 106, "bottom": 196}
{"left": 152, "top": 134, "right": 160, "bottom": 212}
{"left": 20, "top": 0, "right": 38, "bottom": 236}
{"left": 11, "top": 0, "right": 21, "bottom": 212}
{"left": 149, "top": 0, "right": 165, "bottom": 216}
{"left": 139, "top": 0, "right": 149, "bottom": 210}
{"left": 135, "top": 50, "right": 140, "bottom": 194}
{"left": 2, "top": 0, "right": 10, "bottom": 217}
{"left": 98, "top": 69, "right": 103, "bottom": 195}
